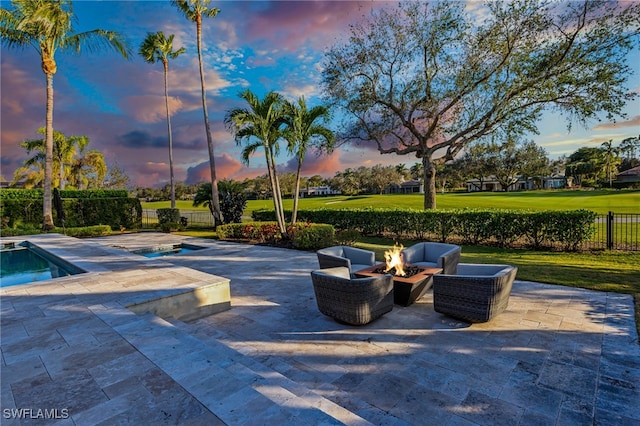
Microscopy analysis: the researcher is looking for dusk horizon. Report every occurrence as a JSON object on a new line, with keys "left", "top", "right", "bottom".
{"left": 2, "top": 0, "right": 639, "bottom": 189}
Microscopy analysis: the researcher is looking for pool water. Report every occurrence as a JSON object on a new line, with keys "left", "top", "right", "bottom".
{"left": 132, "top": 244, "right": 204, "bottom": 258}
{"left": 1, "top": 242, "right": 84, "bottom": 287}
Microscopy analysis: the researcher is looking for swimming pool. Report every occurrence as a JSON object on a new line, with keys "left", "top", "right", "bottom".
{"left": 0, "top": 241, "right": 85, "bottom": 287}
{"left": 131, "top": 243, "right": 205, "bottom": 258}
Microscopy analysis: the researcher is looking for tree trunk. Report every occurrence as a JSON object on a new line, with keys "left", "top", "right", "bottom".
{"left": 163, "top": 59, "right": 175, "bottom": 209}
{"left": 270, "top": 147, "right": 287, "bottom": 234}
{"left": 265, "top": 148, "right": 286, "bottom": 233}
{"left": 196, "top": 15, "right": 222, "bottom": 226}
{"left": 291, "top": 159, "right": 302, "bottom": 224}
{"left": 422, "top": 155, "right": 437, "bottom": 209}
{"left": 43, "top": 72, "right": 55, "bottom": 230}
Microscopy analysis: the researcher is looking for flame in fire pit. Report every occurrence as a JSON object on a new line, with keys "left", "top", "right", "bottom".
{"left": 384, "top": 242, "right": 406, "bottom": 276}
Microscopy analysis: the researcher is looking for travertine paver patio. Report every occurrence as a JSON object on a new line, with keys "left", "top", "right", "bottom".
{"left": 1, "top": 232, "right": 639, "bottom": 425}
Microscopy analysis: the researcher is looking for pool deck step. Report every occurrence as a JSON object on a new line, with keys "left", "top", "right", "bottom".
{"left": 90, "top": 304, "right": 371, "bottom": 425}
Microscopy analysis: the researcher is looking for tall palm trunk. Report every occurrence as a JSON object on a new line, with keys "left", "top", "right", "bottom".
{"left": 163, "top": 59, "right": 176, "bottom": 209}
{"left": 292, "top": 158, "right": 302, "bottom": 224}
{"left": 265, "top": 147, "right": 286, "bottom": 233}
{"left": 270, "top": 148, "right": 286, "bottom": 233}
{"left": 196, "top": 15, "right": 222, "bottom": 226}
{"left": 43, "top": 72, "right": 55, "bottom": 230}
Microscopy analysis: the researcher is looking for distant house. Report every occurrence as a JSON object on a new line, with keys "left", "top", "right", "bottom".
{"left": 386, "top": 179, "right": 424, "bottom": 194}
{"left": 616, "top": 166, "right": 640, "bottom": 183}
{"left": 467, "top": 174, "right": 567, "bottom": 192}
{"left": 541, "top": 174, "right": 567, "bottom": 189}
{"left": 298, "top": 186, "right": 342, "bottom": 198}
{"left": 0, "top": 181, "right": 25, "bottom": 189}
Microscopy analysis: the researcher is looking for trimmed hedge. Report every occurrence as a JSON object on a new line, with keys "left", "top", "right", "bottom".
{"left": 57, "top": 225, "right": 112, "bottom": 237}
{"left": 0, "top": 224, "right": 111, "bottom": 237}
{"left": 0, "top": 189, "right": 128, "bottom": 199}
{"left": 0, "top": 189, "right": 142, "bottom": 231}
{"left": 217, "top": 221, "right": 335, "bottom": 250}
{"left": 252, "top": 208, "right": 597, "bottom": 251}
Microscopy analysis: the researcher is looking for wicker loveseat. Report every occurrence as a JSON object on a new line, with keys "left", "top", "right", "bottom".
{"left": 432, "top": 263, "right": 518, "bottom": 323}
{"left": 401, "top": 242, "right": 461, "bottom": 275}
{"left": 316, "top": 245, "right": 376, "bottom": 273}
{"left": 310, "top": 267, "right": 394, "bottom": 325}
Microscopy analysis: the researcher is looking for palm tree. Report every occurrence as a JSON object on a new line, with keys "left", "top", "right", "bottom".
{"left": 225, "top": 90, "right": 288, "bottom": 234}
{"left": 0, "top": 0, "right": 129, "bottom": 229}
{"left": 172, "top": 0, "right": 222, "bottom": 226}
{"left": 69, "top": 149, "right": 106, "bottom": 189}
{"left": 19, "top": 128, "right": 86, "bottom": 189}
{"left": 283, "top": 97, "right": 334, "bottom": 223}
{"left": 601, "top": 140, "right": 621, "bottom": 188}
{"left": 139, "top": 31, "right": 185, "bottom": 209}
{"left": 13, "top": 129, "right": 106, "bottom": 189}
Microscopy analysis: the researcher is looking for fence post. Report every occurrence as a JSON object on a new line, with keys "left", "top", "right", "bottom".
{"left": 606, "top": 211, "right": 614, "bottom": 250}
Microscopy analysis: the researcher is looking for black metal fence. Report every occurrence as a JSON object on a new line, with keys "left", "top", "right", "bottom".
{"left": 142, "top": 209, "right": 215, "bottom": 228}
{"left": 588, "top": 212, "right": 639, "bottom": 251}
{"left": 143, "top": 209, "right": 640, "bottom": 251}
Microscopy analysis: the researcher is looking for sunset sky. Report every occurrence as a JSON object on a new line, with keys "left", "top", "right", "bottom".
{"left": 1, "top": 0, "right": 639, "bottom": 188}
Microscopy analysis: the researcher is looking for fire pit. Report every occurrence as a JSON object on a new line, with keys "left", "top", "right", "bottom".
{"left": 354, "top": 243, "right": 442, "bottom": 306}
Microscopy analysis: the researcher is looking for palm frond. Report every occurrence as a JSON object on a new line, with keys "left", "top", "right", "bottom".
{"left": 62, "top": 29, "right": 131, "bottom": 58}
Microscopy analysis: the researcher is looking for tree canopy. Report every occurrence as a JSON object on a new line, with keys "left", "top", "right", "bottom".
{"left": 13, "top": 128, "right": 108, "bottom": 190}
{"left": 323, "top": 0, "right": 640, "bottom": 209}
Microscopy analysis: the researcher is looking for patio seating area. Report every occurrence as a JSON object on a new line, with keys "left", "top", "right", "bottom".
{"left": 1, "top": 233, "right": 639, "bottom": 425}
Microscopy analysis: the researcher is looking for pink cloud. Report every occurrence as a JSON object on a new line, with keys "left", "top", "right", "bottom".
{"left": 185, "top": 153, "right": 259, "bottom": 184}
{"left": 301, "top": 151, "right": 342, "bottom": 177}
{"left": 594, "top": 115, "right": 640, "bottom": 130}
{"left": 241, "top": 1, "right": 395, "bottom": 52}
{"left": 120, "top": 95, "right": 184, "bottom": 124}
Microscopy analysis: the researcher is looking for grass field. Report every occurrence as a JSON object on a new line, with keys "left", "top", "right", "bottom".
{"left": 143, "top": 189, "right": 640, "bottom": 216}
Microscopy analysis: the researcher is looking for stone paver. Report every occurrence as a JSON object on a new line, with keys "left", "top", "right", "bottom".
{"left": 1, "top": 232, "right": 639, "bottom": 425}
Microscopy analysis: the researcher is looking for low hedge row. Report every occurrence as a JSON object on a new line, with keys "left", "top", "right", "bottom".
{"left": 0, "top": 224, "right": 111, "bottom": 237}
{"left": 252, "top": 208, "right": 598, "bottom": 251}
{"left": 57, "top": 225, "right": 112, "bottom": 237}
{"left": 217, "top": 221, "right": 335, "bottom": 250}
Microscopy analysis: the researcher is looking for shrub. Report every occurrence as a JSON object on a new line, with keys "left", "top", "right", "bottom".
{"left": 253, "top": 207, "right": 598, "bottom": 250}
{"left": 157, "top": 208, "right": 181, "bottom": 225}
{"left": 217, "top": 221, "right": 335, "bottom": 250}
{"left": 288, "top": 223, "right": 335, "bottom": 250}
{"left": 335, "top": 229, "right": 361, "bottom": 246}
{"left": 220, "top": 191, "right": 247, "bottom": 224}
{"left": 58, "top": 225, "right": 112, "bottom": 237}
{"left": 159, "top": 221, "right": 183, "bottom": 233}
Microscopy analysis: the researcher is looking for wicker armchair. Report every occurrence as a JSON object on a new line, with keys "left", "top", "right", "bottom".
{"left": 310, "top": 267, "right": 394, "bottom": 325}
{"left": 401, "top": 242, "right": 461, "bottom": 275}
{"left": 316, "top": 245, "right": 376, "bottom": 273}
{"left": 432, "top": 263, "right": 518, "bottom": 323}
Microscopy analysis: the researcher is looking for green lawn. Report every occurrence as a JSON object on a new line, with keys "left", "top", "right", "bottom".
{"left": 143, "top": 189, "right": 640, "bottom": 216}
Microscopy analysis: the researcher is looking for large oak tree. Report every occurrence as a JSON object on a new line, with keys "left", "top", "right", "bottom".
{"left": 323, "top": 0, "right": 640, "bottom": 208}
